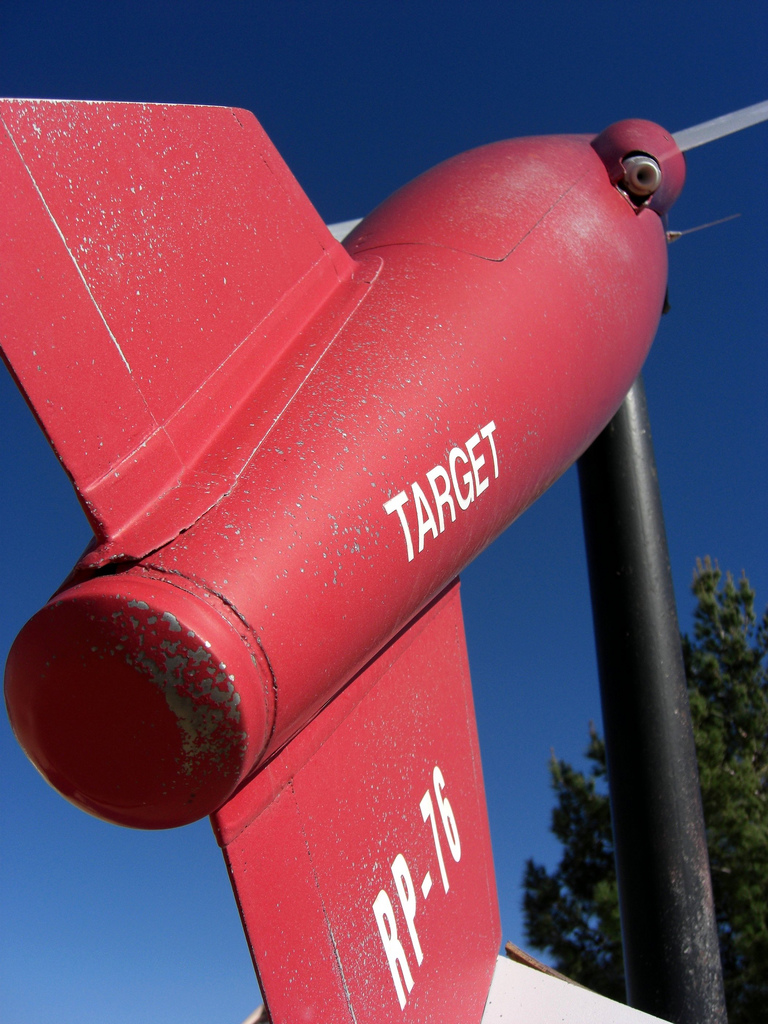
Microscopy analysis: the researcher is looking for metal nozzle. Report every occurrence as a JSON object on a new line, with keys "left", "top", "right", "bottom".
{"left": 622, "top": 155, "right": 663, "bottom": 197}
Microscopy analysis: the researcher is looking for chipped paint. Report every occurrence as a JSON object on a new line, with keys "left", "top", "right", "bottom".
{"left": 130, "top": 638, "right": 245, "bottom": 778}
{"left": 161, "top": 610, "right": 182, "bottom": 632}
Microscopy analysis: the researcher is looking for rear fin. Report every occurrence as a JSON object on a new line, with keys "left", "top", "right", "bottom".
{"left": 0, "top": 100, "right": 359, "bottom": 559}
{"left": 212, "top": 582, "right": 500, "bottom": 1023}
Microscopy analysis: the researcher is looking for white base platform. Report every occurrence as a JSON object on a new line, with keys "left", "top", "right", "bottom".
{"left": 482, "top": 956, "right": 669, "bottom": 1023}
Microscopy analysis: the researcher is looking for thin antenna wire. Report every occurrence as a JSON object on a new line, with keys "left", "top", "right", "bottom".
{"left": 666, "top": 212, "right": 741, "bottom": 242}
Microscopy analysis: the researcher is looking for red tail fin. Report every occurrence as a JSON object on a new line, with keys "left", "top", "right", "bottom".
{"left": 211, "top": 581, "right": 500, "bottom": 1023}
{"left": 0, "top": 100, "right": 358, "bottom": 559}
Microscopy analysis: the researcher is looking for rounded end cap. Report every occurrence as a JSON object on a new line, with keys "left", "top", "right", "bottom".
{"left": 591, "top": 119, "right": 686, "bottom": 216}
{"left": 5, "top": 573, "right": 271, "bottom": 829}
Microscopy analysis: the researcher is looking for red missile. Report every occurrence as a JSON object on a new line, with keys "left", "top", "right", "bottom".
{"left": 2, "top": 101, "right": 684, "bottom": 831}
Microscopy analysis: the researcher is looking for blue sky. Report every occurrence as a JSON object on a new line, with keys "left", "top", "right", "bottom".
{"left": 1, "top": 4, "right": 766, "bottom": 1022}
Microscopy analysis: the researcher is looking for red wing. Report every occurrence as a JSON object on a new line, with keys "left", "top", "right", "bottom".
{"left": 0, "top": 100, "right": 357, "bottom": 558}
{"left": 212, "top": 581, "right": 500, "bottom": 1023}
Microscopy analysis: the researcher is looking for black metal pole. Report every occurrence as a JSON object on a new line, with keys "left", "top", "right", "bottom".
{"left": 577, "top": 376, "right": 727, "bottom": 1024}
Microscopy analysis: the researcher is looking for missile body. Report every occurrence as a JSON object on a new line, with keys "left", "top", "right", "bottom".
{"left": 4, "top": 112, "right": 683, "bottom": 827}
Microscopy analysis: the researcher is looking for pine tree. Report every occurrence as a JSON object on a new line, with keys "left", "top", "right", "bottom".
{"left": 684, "top": 559, "right": 768, "bottom": 1021}
{"left": 521, "top": 726, "right": 624, "bottom": 1001}
{"left": 522, "top": 560, "right": 768, "bottom": 1023}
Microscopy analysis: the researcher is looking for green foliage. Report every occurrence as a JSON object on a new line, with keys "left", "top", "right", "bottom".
{"left": 683, "top": 559, "right": 768, "bottom": 1022}
{"left": 522, "top": 559, "right": 768, "bottom": 1022}
{"left": 521, "top": 727, "right": 625, "bottom": 1001}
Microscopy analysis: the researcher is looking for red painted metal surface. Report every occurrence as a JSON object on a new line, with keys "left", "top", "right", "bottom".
{"left": 2, "top": 101, "right": 685, "bottom": 831}
{"left": 5, "top": 571, "right": 272, "bottom": 828}
{"left": 213, "top": 581, "right": 500, "bottom": 1023}
{"left": 0, "top": 100, "right": 359, "bottom": 558}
